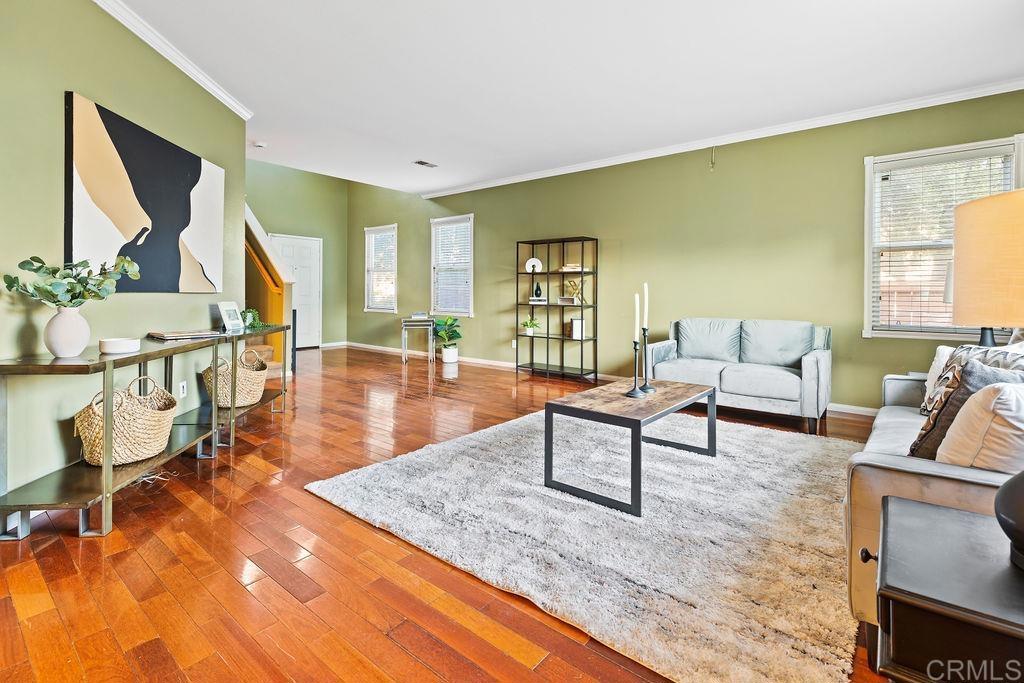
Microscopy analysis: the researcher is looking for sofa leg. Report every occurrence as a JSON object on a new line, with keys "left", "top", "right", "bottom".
{"left": 806, "top": 417, "right": 818, "bottom": 435}
{"left": 863, "top": 621, "right": 879, "bottom": 672}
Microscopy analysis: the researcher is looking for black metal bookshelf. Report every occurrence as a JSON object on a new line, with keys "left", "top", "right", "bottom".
{"left": 515, "top": 236, "right": 598, "bottom": 381}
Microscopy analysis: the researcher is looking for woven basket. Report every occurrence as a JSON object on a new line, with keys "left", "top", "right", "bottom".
{"left": 74, "top": 376, "right": 177, "bottom": 466}
{"left": 203, "top": 348, "right": 268, "bottom": 408}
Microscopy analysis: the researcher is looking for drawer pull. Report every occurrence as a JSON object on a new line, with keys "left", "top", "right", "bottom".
{"left": 859, "top": 548, "right": 878, "bottom": 564}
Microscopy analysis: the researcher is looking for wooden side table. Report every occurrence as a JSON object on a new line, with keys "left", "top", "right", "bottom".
{"left": 401, "top": 318, "right": 434, "bottom": 363}
{"left": 874, "top": 497, "right": 1024, "bottom": 682}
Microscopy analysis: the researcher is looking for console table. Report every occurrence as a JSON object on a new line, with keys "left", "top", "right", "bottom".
{"left": 875, "top": 497, "right": 1024, "bottom": 681}
{"left": 0, "top": 324, "right": 289, "bottom": 539}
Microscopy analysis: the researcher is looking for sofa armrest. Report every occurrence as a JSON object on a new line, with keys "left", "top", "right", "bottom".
{"left": 845, "top": 452, "right": 1009, "bottom": 625}
{"left": 646, "top": 339, "right": 677, "bottom": 377}
{"left": 882, "top": 373, "right": 927, "bottom": 408}
{"left": 800, "top": 349, "right": 831, "bottom": 419}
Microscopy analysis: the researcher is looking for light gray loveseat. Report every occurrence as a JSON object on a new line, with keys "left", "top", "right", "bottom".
{"left": 845, "top": 373, "right": 1010, "bottom": 644}
{"left": 646, "top": 318, "right": 832, "bottom": 433}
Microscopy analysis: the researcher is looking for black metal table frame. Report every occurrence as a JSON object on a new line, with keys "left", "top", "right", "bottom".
{"left": 544, "top": 387, "right": 716, "bottom": 517}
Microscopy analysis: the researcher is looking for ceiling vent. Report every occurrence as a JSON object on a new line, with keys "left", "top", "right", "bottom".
{"left": 413, "top": 160, "right": 438, "bottom": 168}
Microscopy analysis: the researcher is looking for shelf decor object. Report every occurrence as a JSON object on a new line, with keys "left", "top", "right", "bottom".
{"left": 0, "top": 324, "right": 289, "bottom": 540}
{"left": 75, "top": 375, "right": 176, "bottom": 466}
{"left": 515, "top": 236, "right": 598, "bottom": 381}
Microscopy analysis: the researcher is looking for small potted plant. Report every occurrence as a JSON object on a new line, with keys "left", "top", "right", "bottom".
{"left": 434, "top": 315, "right": 462, "bottom": 363}
{"left": 4, "top": 256, "right": 140, "bottom": 358}
{"left": 521, "top": 316, "right": 541, "bottom": 336}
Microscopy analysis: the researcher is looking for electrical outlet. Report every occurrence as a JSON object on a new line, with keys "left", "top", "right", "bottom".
{"left": 511, "top": 339, "right": 517, "bottom": 349}
{"left": 178, "top": 380, "right": 187, "bottom": 398}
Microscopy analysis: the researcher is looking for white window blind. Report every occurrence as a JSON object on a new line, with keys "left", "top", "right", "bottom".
{"left": 865, "top": 138, "right": 1019, "bottom": 338}
{"left": 364, "top": 224, "right": 397, "bottom": 313}
{"left": 431, "top": 214, "right": 474, "bottom": 317}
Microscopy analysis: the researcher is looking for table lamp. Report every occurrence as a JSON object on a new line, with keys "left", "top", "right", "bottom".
{"left": 953, "top": 188, "right": 1024, "bottom": 346}
{"left": 955, "top": 188, "right": 1024, "bottom": 570}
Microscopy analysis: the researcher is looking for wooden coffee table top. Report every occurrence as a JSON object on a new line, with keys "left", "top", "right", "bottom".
{"left": 547, "top": 379, "right": 713, "bottom": 424}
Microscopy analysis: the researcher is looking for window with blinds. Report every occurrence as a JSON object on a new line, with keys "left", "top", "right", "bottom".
{"left": 364, "top": 224, "right": 397, "bottom": 313}
{"left": 865, "top": 138, "right": 1018, "bottom": 338}
{"left": 430, "top": 214, "right": 474, "bottom": 317}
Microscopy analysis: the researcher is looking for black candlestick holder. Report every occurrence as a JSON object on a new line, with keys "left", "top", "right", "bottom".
{"left": 640, "top": 327, "right": 656, "bottom": 393}
{"left": 625, "top": 340, "right": 646, "bottom": 398}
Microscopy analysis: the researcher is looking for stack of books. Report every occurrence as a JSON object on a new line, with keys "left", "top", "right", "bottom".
{"left": 529, "top": 296, "right": 548, "bottom": 305}
{"left": 558, "top": 263, "right": 593, "bottom": 272}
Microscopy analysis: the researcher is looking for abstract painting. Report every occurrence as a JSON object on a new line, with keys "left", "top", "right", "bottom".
{"left": 64, "top": 92, "right": 224, "bottom": 293}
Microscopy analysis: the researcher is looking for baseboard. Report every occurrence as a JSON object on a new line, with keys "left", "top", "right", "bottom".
{"left": 827, "top": 402, "right": 879, "bottom": 417}
{"left": 328, "top": 341, "right": 629, "bottom": 377}
{"left": 316, "top": 346, "right": 873, "bottom": 412}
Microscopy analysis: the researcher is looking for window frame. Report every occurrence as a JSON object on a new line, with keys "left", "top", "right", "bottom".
{"left": 364, "top": 223, "right": 398, "bottom": 314}
{"left": 430, "top": 213, "right": 474, "bottom": 318}
{"left": 862, "top": 134, "right": 1024, "bottom": 341}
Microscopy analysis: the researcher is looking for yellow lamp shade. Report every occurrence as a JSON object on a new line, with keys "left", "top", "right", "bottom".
{"left": 953, "top": 188, "right": 1024, "bottom": 328}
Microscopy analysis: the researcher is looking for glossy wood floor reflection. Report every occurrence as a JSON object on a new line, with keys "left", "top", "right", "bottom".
{"left": 0, "top": 348, "right": 880, "bottom": 682}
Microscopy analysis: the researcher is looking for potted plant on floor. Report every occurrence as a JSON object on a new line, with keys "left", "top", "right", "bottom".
{"left": 434, "top": 316, "right": 462, "bottom": 363}
{"left": 3, "top": 256, "right": 141, "bottom": 358}
{"left": 521, "top": 316, "right": 540, "bottom": 336}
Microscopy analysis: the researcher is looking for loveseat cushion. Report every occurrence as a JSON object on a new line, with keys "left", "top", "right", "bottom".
{"left": 676, "top": 318, "right": 741, "bottom": 362}
{"left": 653, "top": 358, "right": 729, "bottom": 388}
{"left": 740, "top": 320, "right": 814, "bottom": 367}
{"left": 863, "top": 406, "right": 927, "bottom": 456}
{"left": 720, "top": 363, "right": 801, "bottom": 401}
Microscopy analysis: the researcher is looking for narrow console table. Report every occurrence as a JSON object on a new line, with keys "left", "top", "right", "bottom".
{"left": 0, "top": 324, "right": 289, "bottom": 539}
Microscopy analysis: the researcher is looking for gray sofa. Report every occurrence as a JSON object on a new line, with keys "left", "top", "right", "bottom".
{"left": 647, "top": 318, "right": 832, "bottom": 433}
{"left": 845, "top": 373, "right": 1010, "bottom": 635}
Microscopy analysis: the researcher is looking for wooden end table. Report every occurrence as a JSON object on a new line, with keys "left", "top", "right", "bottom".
{"left": 544, "top": 379, "right": 716, "bottom": 517}
{"left": 874, "top": 497, "right": 1024, "bottom": 681}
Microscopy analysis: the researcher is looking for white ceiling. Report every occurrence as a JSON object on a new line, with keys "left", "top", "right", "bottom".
{"left": 114, "top": 0, "right": 1024, "bottom": 197}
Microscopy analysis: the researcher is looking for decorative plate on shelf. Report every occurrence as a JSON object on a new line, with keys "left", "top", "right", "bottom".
{"left": 524, "top": 258, "right": 543, "bottom": 273}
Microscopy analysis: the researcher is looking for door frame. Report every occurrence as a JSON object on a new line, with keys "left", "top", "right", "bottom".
{"left": 269, "top": 232, "right": 324, "bottom": 349}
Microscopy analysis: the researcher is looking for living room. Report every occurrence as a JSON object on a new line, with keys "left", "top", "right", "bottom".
{"left": 2, "top": 1, "right": 1024, "bottom": 681}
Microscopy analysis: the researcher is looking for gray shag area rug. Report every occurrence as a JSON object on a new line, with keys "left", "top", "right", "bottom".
{"left": 306, "top": 411, "right": 860, "bottom": 682}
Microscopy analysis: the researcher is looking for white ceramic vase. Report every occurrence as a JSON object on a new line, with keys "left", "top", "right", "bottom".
{"left": 441, "top": 346, "right": 459, "bottom": 364}
{"left": 524, "top": 327, "right": 534, "bottom": 336}
{"left": 44, "top": 307, "right": 90, "bottom": 358}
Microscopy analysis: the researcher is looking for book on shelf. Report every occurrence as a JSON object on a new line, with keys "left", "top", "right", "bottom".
{"left": 528, "top": 297, "right": 548, "bottom": 304}
{"left": 148, "top": 330, "right": 222, "bottom": 341}
{"left": 558, "top": 263, "right": 593, "bottom": 272}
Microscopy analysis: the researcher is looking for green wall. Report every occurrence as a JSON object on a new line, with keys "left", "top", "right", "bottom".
{"left": 347, "top": 90, "right": 1024, "bottom": 408}
{"left": 0, "top": 0, "right": 246, "bottom": 489}
{"left": 245, "top": 160, "right": 348, "bottom": 343}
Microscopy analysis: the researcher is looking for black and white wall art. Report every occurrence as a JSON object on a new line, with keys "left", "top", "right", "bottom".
{"left": 65, "top": 92, "right": 225, "bottom": 293}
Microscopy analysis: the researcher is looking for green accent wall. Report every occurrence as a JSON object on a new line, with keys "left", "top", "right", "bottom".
{"left": 346, "top": 90, "right": 1024, "bottom": 408}
{"left": 245, "top": 160, "right": 349, "bottom": 344}
{"left": 0, "top": 0, "right": 246, "bottom": 489}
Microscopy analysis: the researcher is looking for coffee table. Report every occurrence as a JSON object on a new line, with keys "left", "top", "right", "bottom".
{"left": 544, "top": 379, "right": 716, "bottom": 517}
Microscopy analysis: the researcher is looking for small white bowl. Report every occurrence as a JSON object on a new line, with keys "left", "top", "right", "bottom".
{"left": 99, "top": 337, "right": 141, "bottom": 354}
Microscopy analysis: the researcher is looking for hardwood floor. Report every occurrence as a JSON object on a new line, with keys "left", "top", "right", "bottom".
{"left": 0, "top": 347, "right": 881, "bottom": 682}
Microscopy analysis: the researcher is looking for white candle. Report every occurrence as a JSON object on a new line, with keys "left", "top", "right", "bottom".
{"left": 643, "top": 282, "right": 649, "bottom": 330}
{"left": 633, "top": 293, "right": 640, "bottom": 343}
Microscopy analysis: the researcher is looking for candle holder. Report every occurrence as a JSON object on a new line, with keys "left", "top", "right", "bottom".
{"left": 625, "top": 340, "right": 646, "bottom": 398}
{"left": 640, "top": 327, "right": 656, "bottom": 393}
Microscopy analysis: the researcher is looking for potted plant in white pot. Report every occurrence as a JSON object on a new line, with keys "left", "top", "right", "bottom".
{"left": 521, "top": 316, "right": 540, "bottom": 336}
{"left": 434, "top": 315, "right": 462, "bottom": 363}
{"left": 4, "top": 256, "right": 140, "bottom": 358}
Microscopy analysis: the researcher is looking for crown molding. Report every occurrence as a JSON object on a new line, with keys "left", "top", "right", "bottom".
{"left": 421, "top": 76, "right": 1024, "bottom": 199}
{"left": 92, "top": 0, "right": 253, "bottom": 120}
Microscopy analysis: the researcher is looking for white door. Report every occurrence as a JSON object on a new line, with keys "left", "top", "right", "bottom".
{"left": 269, "top": 234, "right": 323, "bottom": 348}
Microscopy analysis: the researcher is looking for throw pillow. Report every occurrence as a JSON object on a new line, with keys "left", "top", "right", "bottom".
{"left": 910, "top": 359, "right": 1024, "bottom": 460}
{"left": 918, "top": 343, "right": 1024, "bottom": 424}
{"left": 921, "top": 345, "right": 955, "bottom": 413}
{"left": 937, "top": 383, "right": 1024, "bottom": 474}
